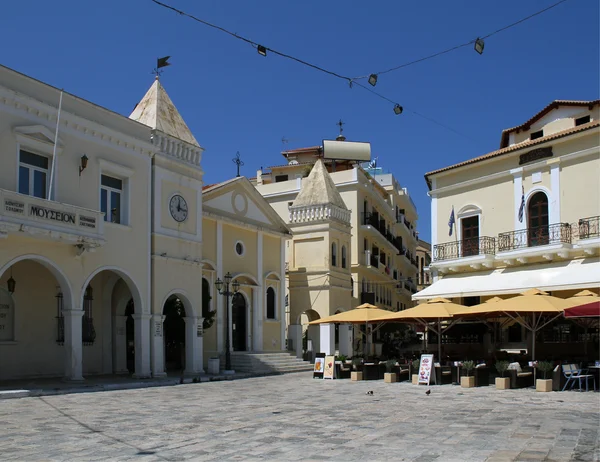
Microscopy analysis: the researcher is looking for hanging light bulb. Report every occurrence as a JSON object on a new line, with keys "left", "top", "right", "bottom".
{"left": 474, "top": 38, "right": 485, "bottom": 55}
{"left": 368, "top": 74, "right": 378, "bottom": 86}
{"left": 393, "top": 104, "right": 403, "bottom": 115}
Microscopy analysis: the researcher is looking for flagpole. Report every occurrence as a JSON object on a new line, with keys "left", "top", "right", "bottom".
{"left": 47, "top": 89, "right": 64, "bottom": 200}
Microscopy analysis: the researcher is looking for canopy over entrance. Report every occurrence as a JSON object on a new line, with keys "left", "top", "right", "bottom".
{"left": 414, "top": 259, "right": 600, "bottom": 300}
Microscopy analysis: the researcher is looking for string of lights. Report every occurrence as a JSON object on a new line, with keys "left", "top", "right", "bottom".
{"left": 353, "top": 0, "right": 570, "bottom": 82}
{"left": 150, "top": 0, "right": 569, "bottom": 134}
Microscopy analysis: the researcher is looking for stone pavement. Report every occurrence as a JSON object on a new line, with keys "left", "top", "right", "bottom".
{"left": 1, "top": 373, "right": 599, "bottom": 461}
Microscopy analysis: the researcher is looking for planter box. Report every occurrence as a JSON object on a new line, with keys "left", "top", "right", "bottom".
{"left": 384, "top": 372, "right": 397, "bottom": 383}
{"left": 495, "top": 377, "right": 510, "bottom": 390}
{"left": 412, "top": 374, "right": 419, "bottom": 385}
{"left": 461, "top": 376, "right": 475, "bottom": 388}
{"left": 536, "top": 378, "right": 553, "bottom": 392}
{"left": 351, "top": 371, "right": 363, "bottom": 381}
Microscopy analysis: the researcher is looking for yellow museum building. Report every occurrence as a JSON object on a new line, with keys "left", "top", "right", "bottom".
{"left": 0, "top": 64, "right": 291, "bottom": 381}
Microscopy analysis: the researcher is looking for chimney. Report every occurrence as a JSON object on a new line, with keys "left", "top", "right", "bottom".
{"left": 257, "top": 169, "right": 263, "bottom": 185}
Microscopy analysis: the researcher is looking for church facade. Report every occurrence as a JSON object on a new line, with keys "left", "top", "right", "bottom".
{"left": 0, "top": 64, "right": 290, "bottom": 381}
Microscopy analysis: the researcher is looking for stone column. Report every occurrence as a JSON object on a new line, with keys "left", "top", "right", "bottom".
{"left": 307, "top": 324, "right": 320, "bottom": 361}
{"left": 132, "top": 313, "right": 152, "bottom": 378}
{"left": 338, "top": 324, "right": 353, "bottom": 357}
{"left": 151, "top": 314, "right": 166, "bottom": 377}
{"left": 196, "top": 317, "right": 205, "bottom": 373}
{"left": 114, "top": 315, "right": 129, "bottom": 374}
{"left": 184, "top": 316, "right": 201, "bottom": 375}
{"left": 288, "top": 324, "right": 302, "bottom": 358}
{"left": 319, "top": 323, "right": 335, "bottom": 356}
{"left": 63, "top": 309, "right": 84, "bottom": 381}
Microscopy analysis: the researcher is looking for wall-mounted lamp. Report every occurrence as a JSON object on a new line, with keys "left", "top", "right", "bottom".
{"left": 7, "top": 268, "right": 15, "bottom": 294}
{"left": 79, "top": 154, "right": 88, "bottom": 176}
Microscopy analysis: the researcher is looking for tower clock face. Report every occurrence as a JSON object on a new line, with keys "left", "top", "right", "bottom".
{"left": 169, "top": 194, "right": 188, "bottom": 223}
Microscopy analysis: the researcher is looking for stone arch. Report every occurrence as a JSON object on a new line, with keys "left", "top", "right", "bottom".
{"left": 231, "top": 272, "right": 259, "bottom": 286}
{"left": 264, "top": 271, "right": 281, "bottom": 281}
{"left": 202, "top": 259, "right": 217, "bottom": 271}
{"left": 457, "top": 204, "right": 482, "bottom": 217}
{"left": 0, "top": 254, "right": 74, "bottom": 311}
{"left": 161, "top": 289, "right": 195, "bottom": 317}
{"left": 81, "top": 266, "right": 143, "bottom": 315}
{"left": 296, "top": 308, "right": 320, "bottom": 325}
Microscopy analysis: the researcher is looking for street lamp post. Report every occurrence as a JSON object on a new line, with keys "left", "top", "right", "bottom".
{"left": 215, "top": 272, "right": 240, "bottom": 372}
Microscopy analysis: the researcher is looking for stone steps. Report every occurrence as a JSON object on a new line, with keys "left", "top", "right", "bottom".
{"left": 222, "top": 352, "right": 313, "bottom": 374}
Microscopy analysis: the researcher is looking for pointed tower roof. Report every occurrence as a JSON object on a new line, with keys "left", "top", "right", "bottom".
{"left": 129, "top": 78, "right": 200, "bottom": 147}
{"left": 292, "top": 159, "right": 348, "bottom": 210}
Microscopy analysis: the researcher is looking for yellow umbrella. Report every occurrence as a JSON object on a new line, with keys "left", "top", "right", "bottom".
{"left": 371, "top": 298, "right": 466, "bottom": 362}
{"left": 564, "top": 289, "right": 600, "bottom": 308}
{"left": 308, "top": 303, "right": 392, "bottom": 325}
{"left": 308, "top": 303, "right": 393, "bottom": 359}
{"left": 454, "top": 289, "right": 569, "bottom": 360}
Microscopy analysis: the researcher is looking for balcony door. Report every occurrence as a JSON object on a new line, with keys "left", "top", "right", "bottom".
{"left": 461, "top": 216, "right": 479, "bottom": 257}
{"left": 527, "top": 192, "right": 549, "bottom": 247}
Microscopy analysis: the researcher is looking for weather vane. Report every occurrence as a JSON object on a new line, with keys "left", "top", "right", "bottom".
{"left": 337, "top": 119, "right": 345, "bottom": 136}
{"left": 152, "top": 56, "right": 171, "bottom": 79}
{"left": 233, "top": 151, "right": 244, "bottom": 177}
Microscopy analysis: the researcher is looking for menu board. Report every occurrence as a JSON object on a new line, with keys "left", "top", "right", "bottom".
{"left": 418, "top": 354, "right": 434, "bottom": 385}
{"left": 313, "top": 353, "right": 325, "bottom": 379}
{"left": 323, "top": 355, "right": 335, "bottom": 380}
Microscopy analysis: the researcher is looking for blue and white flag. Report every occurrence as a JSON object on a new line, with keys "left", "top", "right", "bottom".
{"left": 518, "top": 186, "right": 525, "bottom": 223}
{"left": 448, "top": 206, "right": 455, "bottom": 236}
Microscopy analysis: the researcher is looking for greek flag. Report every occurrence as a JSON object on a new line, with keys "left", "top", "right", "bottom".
{"left": 448, "top": 206, "right": 455, "bottom": 236}
{"left": 518, "top": 186, "right": 525, "bottom": 223}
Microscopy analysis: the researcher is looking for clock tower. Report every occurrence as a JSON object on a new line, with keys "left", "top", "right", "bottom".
{"left": 130, "top": 77, "right": 205, "bottom": 376}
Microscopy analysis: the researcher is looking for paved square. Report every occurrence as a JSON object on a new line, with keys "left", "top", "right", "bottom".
{"left": 1, "top": 373, "right": 599, "bottom": 461}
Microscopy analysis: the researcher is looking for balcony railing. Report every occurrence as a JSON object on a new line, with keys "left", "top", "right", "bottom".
{"left": 361, "top": 212, "right": 402, "bottom": 252}
{"left": 579, "top": 216, "right": 600, "bottom": 240}
{"left": 433, "top": 237, "right": 496, "bottom": 262}
{"left": 498, "top": 223, "right": 571, "bottom": 252}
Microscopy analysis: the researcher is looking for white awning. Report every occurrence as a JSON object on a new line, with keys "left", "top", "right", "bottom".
{"left": 413, "top": 258, "right": 600, "bottom": 300}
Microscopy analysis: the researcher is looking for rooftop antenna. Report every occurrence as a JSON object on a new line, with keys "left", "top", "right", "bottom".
{"left": 233, "top": 151, "right": 244, "bottom": 177}
{"left": 152, "top": 56, "right": 171, "bottom": 80}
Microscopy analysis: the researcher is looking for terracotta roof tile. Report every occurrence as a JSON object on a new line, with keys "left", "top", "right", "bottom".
{"left": 425, "top": 121, "right": 599, "bottom": 188}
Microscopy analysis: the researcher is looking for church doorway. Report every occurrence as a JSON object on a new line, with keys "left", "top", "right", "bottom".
{"left": 232, "top": 293, "right": 247, "bottom": 351}
{"left": 163, "top": 295, "right": 186, "bottom": 371}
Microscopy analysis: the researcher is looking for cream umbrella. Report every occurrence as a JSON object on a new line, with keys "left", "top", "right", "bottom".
{"left": 454, "top": 289, "right": 569, "bottom": 360}
{"left": 308, "top": 303, "right": 394, "bottom": 358}
{"left": 371, "top": 298, "right": 466, "bottom": 363}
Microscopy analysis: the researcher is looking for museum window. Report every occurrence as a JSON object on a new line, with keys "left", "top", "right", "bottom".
{"left": 18, "top": 150, "right": 49, "bottom": 199}
{"left": 341, "top": 245, "right": 347, "bottom": 269}
{"left": 331, "top": 242, "right": 337, "bottom": 267}
{"left": 266, "top": 287, "right": 276, "bottom": 320}
{"left": 101, "top": 174, "right": 123, "bottom": 224}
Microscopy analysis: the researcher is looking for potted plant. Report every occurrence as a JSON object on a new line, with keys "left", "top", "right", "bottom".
{"left": 536, "top": 361, "right": 554, "bottom": 392}
{"left": 460, "top": 360, "right": 475, "bottom": 388}
{"left": 411, "top": 359, "right": 420, "bottom": 385}
{"left": 337, "top": 354, "right": 347, "bottom": 363}
{"left": 384, "top": 360, "right": 397, "bottom": 383}
{"left": 495, "top": 360, "right": 510, "bottom": 390}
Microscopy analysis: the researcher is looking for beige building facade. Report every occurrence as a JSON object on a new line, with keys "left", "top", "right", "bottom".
{"left": 253, "top": 140, "right": 419, "bottom": 355}
{"left": 0, "top": 65, "right": 290, "bottom": 381}
{"left": 420, "top": 99, "right": 600, "bottom": 354}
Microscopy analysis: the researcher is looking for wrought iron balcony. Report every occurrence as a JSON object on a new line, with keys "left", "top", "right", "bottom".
{"left": 361, "top": 212, "right": 402, "bottom": 252}
{"left": 498, "top": 223, "right": 571, "bottom": 252}
{"left": 82, "top": 316, "right": 96, "bottom": 345}
{"left": 578, "top": 216, "right": 600, "bottom": 240}
{"left": 433, "top": 236, "right": 496, "bottom": 262}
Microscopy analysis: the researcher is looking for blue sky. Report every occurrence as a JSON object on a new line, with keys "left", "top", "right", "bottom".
{"left": 1, "top": 0, "right": 598, "bottom": 241}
